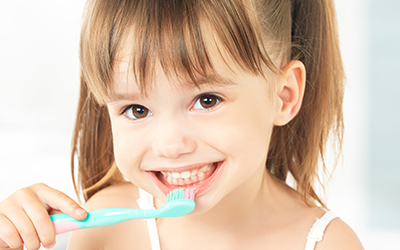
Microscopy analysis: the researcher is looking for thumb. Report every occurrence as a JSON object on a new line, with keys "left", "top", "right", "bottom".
{"left": 30, "top": 184, "right": 87, "bottom": 221}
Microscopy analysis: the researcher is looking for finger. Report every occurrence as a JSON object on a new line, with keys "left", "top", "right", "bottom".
{"left": 22, "top": 198, "right": 56, "bottom": 249}
{"left": 0, "top": 214, "right": 24, "bottom": 249}
{"left": 30, "top": 184, "right": 87, "bottom": 221}
{"left": 0, "top": 246, "right": 24, "bottom": 250}
{"left": 8, "top": 187, "right": 55, "bottom": 248}
{"left": 6, "top": 208, "right": 40, "bottom": 250}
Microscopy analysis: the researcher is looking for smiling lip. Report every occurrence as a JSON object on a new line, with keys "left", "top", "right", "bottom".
{"left": 147, "top": 161, "right": 224, "bottom": 197}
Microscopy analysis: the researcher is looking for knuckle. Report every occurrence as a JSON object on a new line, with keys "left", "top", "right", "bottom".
{"left": 34, "top": 212, "right": 50, "bottom": 225}
{"left": 25, "top": 242, "right": 41, "bottom": 250}
{"left": 0, "top": 232, "right": 23, "bottom": 249}
{"left": 1, "top": 227, "right": 19, "bottom": 241}
{"left": 12, "top": 189, "right": 25, "bottom": 198}
{"left": 40, "top": 236, "right": 55, "bottom": 248}
{"left": 0, "top": 200, "right": 11, "bottom": 213}
{"left": 36, "top": 227, "right": 55, "bottom": 247}
{"left": 13, "top": 188, "right": 32, "bottom": 199}
{"left": 6, "top": 244, "right": 23, "bottom": 250}
{"left": 30, "top": 183, "right": 48, "bottom": 191}
{"left": 17, "top": 225, "right": 36, "bottom": 238}
{"left": 32, "top": 182, "right": 47, "bottom": 188}
{"left": 54, "top": 191, "right": 76, "bottom": 209}
{"left": 8, "top": 243, "right": 24, "bottom": 250}
{"left": 54, "top": 190, "right": 67, "bottom": 200}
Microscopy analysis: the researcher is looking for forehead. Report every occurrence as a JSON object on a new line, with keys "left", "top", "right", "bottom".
{"left": 109, "top": 52, "right": 240, "bottom": 101}
{"left": 81, "top": 0, "right": 277, "bottom": 104}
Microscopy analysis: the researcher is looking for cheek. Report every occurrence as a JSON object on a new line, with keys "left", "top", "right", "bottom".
{"left": 196, "top": 97, "right": 274, "bottom": 163}
{"left": 229, "top": 108, "right": 272, "bottom": 165}
{"left": 111, "top": 123, "right": 145, "bottom": 179}
{"left": 220, "top": 99, "right": 274, "bottom": 185}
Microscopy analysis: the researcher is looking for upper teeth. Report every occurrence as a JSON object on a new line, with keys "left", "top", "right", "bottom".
{"left": 161, "top": 164, "right": 212, "bottom": 180}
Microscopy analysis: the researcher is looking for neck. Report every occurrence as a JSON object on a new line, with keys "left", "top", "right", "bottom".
{"left": 177, "top": 166, "right": 279, "bottom": 230}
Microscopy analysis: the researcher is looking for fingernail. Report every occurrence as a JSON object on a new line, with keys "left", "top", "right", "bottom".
{"left": 47, "top": 243, "right": 56, "bottom": 249}
{"left": 75, "top": 208, "right": 86, "bottom": 216}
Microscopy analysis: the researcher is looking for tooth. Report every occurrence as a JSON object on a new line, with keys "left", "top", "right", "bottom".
{"left": 181, "top": 171, "right": 191, "bottom": 179}
{"left": 191, "top": 169, "right": 198, "bottom": 176}
{"left": 167, "top": 176, "right": 173, "bottom": 183}
{"left": 198, "top": 171, "right": 205, "bottom": 177}
{"left": 171, "top": 172, "right": 181, "bottom": 179}
{"left": 161, "top": 171, "right": 167, "bottom": 177}
{"left": 198, "top": 172, "right": 206, "bottom": 181}
{"left": 200, "top": 165, "right": 208, "bottom": 172}
{"left": 206, "top": 164, "right": 212, "bottom": 171}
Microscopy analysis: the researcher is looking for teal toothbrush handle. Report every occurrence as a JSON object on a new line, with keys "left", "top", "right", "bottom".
{"left": 50, "top": 207, "right": 158, "bottom": 235}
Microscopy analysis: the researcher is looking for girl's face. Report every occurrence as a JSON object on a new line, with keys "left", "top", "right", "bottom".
{"left": 107, "top": 58, "right": 279, "bottom": 214}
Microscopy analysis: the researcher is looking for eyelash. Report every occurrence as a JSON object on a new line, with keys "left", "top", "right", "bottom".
{"left": 192, "top": 93, "right": 223, "bottom": 111}
{"left": 120, "top": 93, "right": 223, "bottom": 121}
{"left": 120, "top": 104, "right": 152, "bottom": 121}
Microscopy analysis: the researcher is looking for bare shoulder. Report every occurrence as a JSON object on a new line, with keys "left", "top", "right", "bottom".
{"left": 316, "top": 217, "right": 364, "bottom": 250}
{"left": 67, "top": 182, "right": 151, "bottom": 250}
{"left": 84, "top": 182, "right": 141, "bottom": 210}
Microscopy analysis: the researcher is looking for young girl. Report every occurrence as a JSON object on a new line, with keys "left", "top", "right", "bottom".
{"left": 0, "top": 0, "right": 364, "bottom": 249}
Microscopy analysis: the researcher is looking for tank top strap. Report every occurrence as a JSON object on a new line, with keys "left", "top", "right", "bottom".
{"left": 304, "top": 211, "right": 338, "bottom": 250}
{"left": 136, "top": 188, "right": 161, "bottom": 250}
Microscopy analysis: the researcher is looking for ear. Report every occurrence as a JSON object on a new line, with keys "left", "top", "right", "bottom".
{"left": 273, "top": 60, "right": 306, "bottom": 126}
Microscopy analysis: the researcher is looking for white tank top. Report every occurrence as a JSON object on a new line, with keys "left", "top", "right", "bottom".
{"left": 137, "top": 188, "right": 337, "bottom": 250}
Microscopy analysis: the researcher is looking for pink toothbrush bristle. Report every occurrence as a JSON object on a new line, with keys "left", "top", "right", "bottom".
{"left": 183, "top": 189, "right": 196, "bottom": 200}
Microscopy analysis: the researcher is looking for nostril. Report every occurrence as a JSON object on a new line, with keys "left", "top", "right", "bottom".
{"left": 153, "top": 139, "right": 197, "bottom": 159}
{"left": 154, "top": 143, "right": 184, "bottom": 159}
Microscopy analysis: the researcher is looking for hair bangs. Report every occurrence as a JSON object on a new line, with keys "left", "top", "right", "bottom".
{"left": 80, "top": 0, "right": 277, "bottom": 104}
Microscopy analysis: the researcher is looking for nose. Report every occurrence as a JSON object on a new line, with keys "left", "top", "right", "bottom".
{"left": 152, "top": 118, "right": 197, "bottom": 159}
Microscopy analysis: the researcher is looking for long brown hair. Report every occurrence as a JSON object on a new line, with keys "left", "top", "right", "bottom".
{"left": 72, "top": 0, "right": 344, "bottom": 208}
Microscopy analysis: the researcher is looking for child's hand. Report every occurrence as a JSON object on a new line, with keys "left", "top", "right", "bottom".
{"left": 0, "top": 183, "right": 87, "bottom": 250}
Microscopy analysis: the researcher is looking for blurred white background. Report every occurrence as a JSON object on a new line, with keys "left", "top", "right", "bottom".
{"left": 0, "top": 0, "right": 399, "bottom": 249}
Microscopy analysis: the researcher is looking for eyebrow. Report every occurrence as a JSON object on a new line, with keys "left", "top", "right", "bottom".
{"left": 195, "top": 75, "right": 238, "bottom": 88}
{"left": 108, "top": 92, "right": 142, "bottom": 103}
{"left": 108, "top": 75, "right": 237, "bottom": 103}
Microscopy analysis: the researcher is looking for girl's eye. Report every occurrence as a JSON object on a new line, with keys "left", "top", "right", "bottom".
{"left": 123, "top": 105, "right": 152, "bottom": 120}
{"left": 193, "top": 94, "right": 222, "bottom": 110}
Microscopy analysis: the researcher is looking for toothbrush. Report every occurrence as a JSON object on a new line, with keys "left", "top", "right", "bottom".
{"left": 50, "top": 189, "right": 196, "bottom": 235}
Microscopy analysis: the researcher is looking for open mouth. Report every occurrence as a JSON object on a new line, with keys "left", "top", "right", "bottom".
{"left": 147, "top": 161, "right": 224, "bottom": 197}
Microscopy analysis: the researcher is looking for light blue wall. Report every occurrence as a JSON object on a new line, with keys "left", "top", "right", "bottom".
{"left": 368, "top": 0, "right": 400, "bottom": 229}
